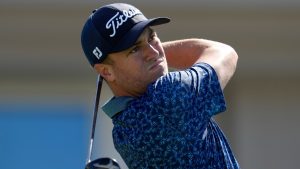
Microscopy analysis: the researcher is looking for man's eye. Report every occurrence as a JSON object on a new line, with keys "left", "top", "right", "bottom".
{"left": 149, "top": 34, "right": 156, "bottom": 42}
{"left": 129, "top": 46, "right": 139, "bottom": 54}
{"left": 149, "top": 33, "right": 159, "bottom": 45}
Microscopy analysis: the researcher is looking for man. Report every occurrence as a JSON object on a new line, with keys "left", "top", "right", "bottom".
{"left": 81, "top": 3, "right": 239, "bottom": 169}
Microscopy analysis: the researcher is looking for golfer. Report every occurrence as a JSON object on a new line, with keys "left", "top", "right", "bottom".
{"left": 81, "top": 3, "right": 239, "bottom": 169}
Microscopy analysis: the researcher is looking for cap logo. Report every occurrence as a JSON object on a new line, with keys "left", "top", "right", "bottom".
{"left": 106, "top": 8, "right": 142, "bottom": 37}
{"left": 93, "top": 47, "right": 102, "bottom": 60}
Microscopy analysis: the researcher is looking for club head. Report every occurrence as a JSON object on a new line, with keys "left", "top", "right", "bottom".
{"left": 85, "top": 157, "right": 121, "bottom": 169}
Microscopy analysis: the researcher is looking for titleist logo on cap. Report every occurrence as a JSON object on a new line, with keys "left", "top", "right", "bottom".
{"left": 106, "top": 8, "right": 142, "bottom": 37}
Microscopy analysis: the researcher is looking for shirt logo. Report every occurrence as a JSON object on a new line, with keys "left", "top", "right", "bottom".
{"left": 106, "top": 8, "right": 142, "bottom": 37}
{"left": 93, "top": 47, "right": 102, "bottom": 60}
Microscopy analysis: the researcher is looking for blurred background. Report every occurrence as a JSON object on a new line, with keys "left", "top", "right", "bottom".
{"left": 1, "top": 0, "right": 300, "bottom": 168}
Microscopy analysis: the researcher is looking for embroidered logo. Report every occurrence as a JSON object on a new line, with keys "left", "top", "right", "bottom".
{"left": 106, "top": 8, "right": 142, "bottom": 37}
{"left": 93, "top": 47, "right": 102, "bottom": 60}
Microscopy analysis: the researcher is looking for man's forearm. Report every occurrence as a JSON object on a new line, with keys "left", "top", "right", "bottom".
{"left": 163, "top": 38, "right": 238, "bottom": 89}
{"left": 163, "top": 38, "right": 209, "bottom": 69}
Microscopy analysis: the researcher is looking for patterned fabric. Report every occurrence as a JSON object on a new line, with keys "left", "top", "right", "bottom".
{"left": 105, "top": 63, "right": 239, "bottom": 169}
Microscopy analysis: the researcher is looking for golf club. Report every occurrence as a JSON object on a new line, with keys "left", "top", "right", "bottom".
{"left": 85, "top": 75, "right": 121, "bottom": 169}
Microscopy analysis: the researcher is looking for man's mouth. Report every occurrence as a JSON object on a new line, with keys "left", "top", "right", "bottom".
{"left": 148, "top": 58, "right": 164, "bottom": 71}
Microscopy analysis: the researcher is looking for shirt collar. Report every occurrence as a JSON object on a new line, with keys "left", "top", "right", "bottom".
{"left": 102, "top": 96, "right": 135, "bottom": 118}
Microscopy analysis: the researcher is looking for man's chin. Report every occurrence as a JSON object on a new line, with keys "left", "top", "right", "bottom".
{"left": 152, "top": 69, "right": 168, "bottom": 82}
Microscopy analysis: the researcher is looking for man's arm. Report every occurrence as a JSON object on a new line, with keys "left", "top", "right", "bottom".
{"left": 163, "top": 38, "right": 238, "bottom": 89}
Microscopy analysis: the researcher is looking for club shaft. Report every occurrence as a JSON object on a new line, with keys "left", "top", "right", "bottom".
{"left": 86, "top": 75, "right": 103, "bottom": 163}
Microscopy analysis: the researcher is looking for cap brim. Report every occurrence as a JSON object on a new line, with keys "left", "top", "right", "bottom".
{"left": 111, "top": 17, "right": 170, "bottom": 53}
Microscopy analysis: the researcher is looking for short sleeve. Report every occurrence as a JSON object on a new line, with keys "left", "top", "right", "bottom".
{"left": 148, "top": 62, "right": 226, "bottom": 119}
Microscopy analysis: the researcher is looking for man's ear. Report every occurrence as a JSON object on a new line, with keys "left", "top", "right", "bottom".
{"left": 94, "top": 64, "right": 115, "bottom": 82}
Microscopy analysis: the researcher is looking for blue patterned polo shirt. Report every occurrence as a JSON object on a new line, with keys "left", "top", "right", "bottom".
{"left": 102, "top": 63, "right": 239, "bottom": 169}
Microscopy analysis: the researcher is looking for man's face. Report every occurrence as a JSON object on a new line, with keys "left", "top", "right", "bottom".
{"left": 108, "top": 27, "right": 168, "bottom": 96}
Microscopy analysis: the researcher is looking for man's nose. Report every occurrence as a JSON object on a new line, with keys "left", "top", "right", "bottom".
{"left": 143, "top": 43, "right": 159, "bottom": 61}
